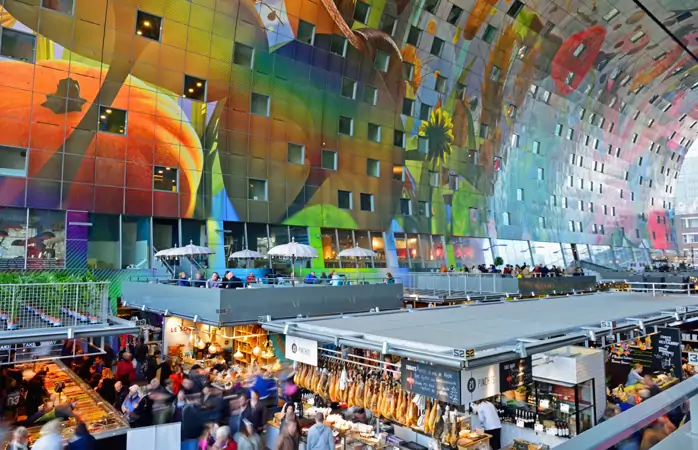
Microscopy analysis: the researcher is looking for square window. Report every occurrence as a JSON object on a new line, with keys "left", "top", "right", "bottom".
{"left": 503, "top": 212, "right": 511, "bottom": 226}
{"left": 428, "top": 171, "right": 439, "bottom": 187}
{"left": 604, "top": 8, "right": 619, "bottom": 21}
{"left": 341, "top": 78, "right": 357, "bottom": 99}
{"left": 135, "top": 10, "right": 162, "bottom": 41}
{"left": 554, "top": 123, "right": 563, "bottom": 136}
{"left": 393, "top": 130, "right": 405, "bottom": 148}
{"left": 447, "top": 5, "right": 463, "bottom": 24}
{"left": 537, "top": 167, "right": 544, "bottom": 180}
{"left": 516, "top": 188, "right": 524, "bottom": 201}
{"left": 491, "top": 65, "right": 501, "bottom": 81}
{"left": 418, "top": 201, "right": 430, "bottom": 217}
{"left": 98, "top": 106, "right": 127, "bottom": 135}
{"left": 0, "top": 28, "right": 36, "bottom": 63}
{"left": 457, "top": 83, "right": 467, "bottom": 100}
{"left": 0, "top": 145, "right": 27, "bottom": 177}
{"left": 249, "top": 179, "right": 267, "bottom": 201}
{"left": 380, "top": 14, "right": 397, "bottom": 35}
{"left": 418, "top": 136, "right": 429, "bottom": 154}
{"left": 480, "top": 123, "right": 489, "bottom": 139}
{"left": 360, "top": 193, "right": 374, "bottom": 212}
{"left": 153, "top": 166, "right": 178, "bottom": 192}
{"left": 41, "top": 0, "right": 74, "bottom": 13}
{"left": 321, "top": 150, "right": 337, "bottom": 170}
{"left": 297, "top": 20, "right": 316, "bottom": 45}
{"left": 400, "top": 198, "right": 412, "bottom": 215}
{"left": 364, "top": 86, "right": 378, "bottom": 105}
{"left": 330, "top": 34, "right": 348, "bottom": 56}
{"left": 403, "top": 62, "right": 415, "bottom": 81}
{"left": 483, "top": 25, "right": 497, "bottom": 44}
{"left": 507, "top": 104, "right": 517, "bottom": 119}
{"left": 374, "top": 50, "right": 390, "bottom": 72}
{"left": 402, "top": 98, "right": 414, "bottom": 115}
{"left": 368, "top": 123, "right": 381, "bottom": 143}
{"left": 233, "top": 43, "right": 255, "bottom": 68}
{"left": 407, "top": 26, "right": 422, "bottom": 46}
{"left": 338, "top": 190, "right": 353, "bottom": 209}
{"left": 566, "top": 128, "right": 574, "bottom": 140}
{"left": 532, "top": 140, "right": 540, "bottom": 154}
{"left": 430, "top": 37, "right": 444, "bottom": 56}
{"left": 507, "top": 0, "right": 524, "bottom": 18}
{"left": 424, "top": 0, "right": 439, "bottom": 14}
{"left": 338, "top": 116, "right": 353, "bottom": 135}
{"left": 393, "top": 165, "right": 405, "bottom": 181}
{"left": 511, "top": 134, "right": 519, "bottom": 147}
{"left": 250, "top": 93, "right": 270, "bottom": 116}
{"left": 420, "top": 104, "right": 432, "bottom": 121}
{"left": 435, "top": 75, "right": 447, "bottom": 93}
{"left": 183, "top": 75, "right": 207, "bottom": 102}
{"left": 542, "top": 90, "right": 551, "bottom": 103}
{"left": 353, "top": 1, "right": 370, "bottom": 23}
{"left": 367, "top": 158, "right": 380, "bottom": 177}
{"left": 287, "top": 143, "right": 305, "bottom": 165}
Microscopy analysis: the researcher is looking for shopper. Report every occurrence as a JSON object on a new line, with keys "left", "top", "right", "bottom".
{"left": 157, "top": 352, "right": 172, "bottom": 386}
{"left": 115, "top": 352, "right": 136, "bottom": 385}
{"left": 643, "top": 375, "right": 662, "bottom": 397}
{"left": 133, "top": 337, "right": 149, "bottom": 380}
{"left": 7, "top": 426, "right": 28, "bottom": 450}
{"left": 67, "top": 422, "right": 96, "bottom": 450}
{"left": 213, "top": 426, "right": 237, "bottom": 450}
{"left": 275, "top": 419, "right": 299, "bottom": 450}
{"left": 198, "top": 423, "right": 217, "bottom": 450}
{"left": 172, "top": 390, "right": 188, "bottom": 422}
{"left": 385, "top": 273, "right": 395, "bottom": 284}
{"left": 121, "top": 385, "right": 141, "bottom": 419}
{"left": 31, "top": 420, "right": 62, "bottom": 450}
{"left": 235, "top": 419, "right": 263, "bottom": 450}
{"left": 627, "top": 363, "right": 644, "bottom": 385}
{"left": 96, "top": 368, "right": 116, "bottom": 404}
{"left": 306, "top": 413, "right": 334, "bottom": 450}
{"left": 228, "top": 394, "right": 246, "bottom": 436}
{"left": 476, "top": 399, "right": 502, "bottom": 450}
{"left": 242, "top": 389, "right": 266, "bottom": 433}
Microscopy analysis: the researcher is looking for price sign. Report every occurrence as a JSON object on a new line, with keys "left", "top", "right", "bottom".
{"left": 546, "top": 428, "right": 557, "bottom": 436}
{"left": 688, "top": 352, "right": 698, "bottom": 366}
{"left": 677, "top": 306, "right": 688, "bottom": 314}
{"left": 516, "top": 419, "right": 525, "bottom": 428}
{"left": 539, "top": 399, "right": 550, "bottom": 409}
{"left": 534, "top": 423, "right": 544, "bottom": 432}
{"left": 560, "top": 403, "right": 570, "bottom": 413}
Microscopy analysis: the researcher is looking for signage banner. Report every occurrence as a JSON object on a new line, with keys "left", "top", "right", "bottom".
{"left": 285, "top": 335, "right": 318, "bottom": 366}
{"left": 651, "top": 327, "right": 683, "bottom": 380}
{"left": 461, "top": 364, "right": 500, "bottom": 404}
{"left": 499, "top": 357, "right": 532, "bottom": 392}
{"left": 401, "top": 361, "right": 462, "bottom": 404}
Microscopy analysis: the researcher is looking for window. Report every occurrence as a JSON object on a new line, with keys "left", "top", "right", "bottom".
{"left": 554, "top": 123, "right": 563, "bottom": 136}
{"left": 578, "top": 222, "right": 583, "bottom": 233}
{"left": 483, "top": 25, "right": 497, "bottom": 44}
{"left": 529, "top": 84, "right": 538, "bottom": 97}
{"left": 532, "top": 140, "right": 540, "bottom": 154}
{"left": 619, "top": 189, "right": 623, "bottom": 199}
{"left": 248, "top": 179, "right": 267, "bottom": 201}
{"left": 566, "top": 128, "right": 574, "bottom": 140}
{"left": 588, "top": 202, "right": 594, "bottom": 213}
{"left": 589, "top": 180, "right": 594, "bottom": 191}
{"left": 539, "top": 217, "right": 546, "bottom": 228}
{"left": 341, "top": 78, "right": 357, "bottom": 98}
{"left": 330, "top": 34, "right": 347, "bottom": 56}
{"left": 0, "top": 28, "right": 35, "bottom": 63}
{"left": 418, "top": 137, "right": 429, "bottom": 154}
{"left": 402, "top": 98, "right": 414, "bottom": 116}
{"left": 550, "top": 195, "right": 557, "bottom": 206}
{"left": 296, "top": 20, "right": 316, "bottom": 45}
{"left": 568, "top": 176, "right": 573, "bottom": 187}
{"left": 407, "top": 26, "right": 422, "bottom": 46}
{"left": 638, "top": 156, "right": 643, "bottom": 166}
{"left": 250, "top": 93, "right": 270, "bottom": 116}
{"left": 592, "top": 224, "right": 598, "bottom": 234}
{"left": 233, "top": 43, "right": 254, "bottom": 68}
{"left": 403, "top": 62, "right": 415, "bottom": 81}
{"left": 593, "top": 138, "right": 599, "bottom": 149}
{"left": 338, "top": 116, "right": 353, "bottom": 135}
{"left": 604, "top": 7, "right": 619, "bottom": 21}
{"left": 584, "top": 135, "right": 590, "bottom": 146}
{"left": 135, "top": 10, "right": 162, "bottom": 41}
{"left": 424, "top": 0, "right": 439, "bottom": 14}
{"left": 542, "top": 90, "right": 551, "bottom": 103}
{"left": 502, "top": 212, "right": 511, "bottom": 226}
{"left": 570, "top": 154, "right": 576, "bottom": 165}
{"left": 360, "top": 193, "right": 374, "bottom": 212}
{"left": 647, "top": 118, "right": 654, "bottom": 128}
{"left": 418, "top": 201, "right": 430, "bottom": 217}
{"left": 449, "top": 173, "right": 460, "bottom": 190}
{"left": 632, "top": 133, "right": 638, "bottom": 143}
{"left": 511, "top": 134, "right": 519, "bottom": 148}
{"left": 321, "top": 150, "right": 337, "bottom": 170}
{"left": 578, "top": 200, "right": 584, "bottom": 211}
{"left": 400, "top": 198, "right": 412, "bottom": 215}
{"left": 420, "top": 104, "right": 432, "bottom": 121}
{"left": 393, "top": 130, "right": 405, "bottom": 148}
{"left": 338, "top": 190, "right": 353, "bottom": 209}
{"left": 562, "top": 197, "right": 568, "bottom": 208}
{"left": 612, "top": 206, "right": 616, "bottom": 216}
{"left": 599, "top": 184, "right": 603, "bottom": 194}
{"left": 41, "top": 0, "right": 74, "bottom": 13}
{"left": 429, "top": 171, "right": 439, "bottom": 187}
{"left": 565, "top": 72, "right": 574, "bottom": 86}
{"left": 0, "top": 145, "right": 27, "bottom": 177}
{"left": 98, "top": 106, "right": 127, "bottom": 135}
{"left": 435, "top": 75, "right": 447, "bottom": 93}
{"left": 367, "top": 123, "right": 381, "bottom": 143}
{"left": 507, "top": 104, "right": 517, "bottom": 119}
{"left": 393, "top": 165, "right": 405, "bottom": 181}
{"left": 374, "top": 50, "right": 390, "bottom": 72}
{"left": 456, "top": 83, "right": 467, "bottom": 100}
{"left": 578, "top": 178, "right": 584, "bottom": 189}
{"left": 353, "top": 1, "right": 370, "bottom": 23}
{"left": 569, "top": 221, "right": 575, "bottom": 232}
{"left": 578, "top": 108, "right": 586, "bottom": 119}
{"left": 516, "top": 188, "right": 524, "bottom": 201}
{"left": 491, "top": 65, "right": 501, "bottom": 81}
{"left": 364, "top": 86, "right": 378, "bottom": 105}
{"left": 598, "top": 116, "right": 605, "bottom": 128}
{"left": 616, "top": 148, "right": 621, "bottom": 157}
{"left": 430, "top": 37, "right": 444, "bottom": 56}
{"left": 380, "top": 14, "right": 397, "bottom": 35}
{"left": 183, "top": 75, "right": 207, "bottom": 101}
{"left": 480, "top": 123, "right": 489, "bottom": 139}
{"left": 630, "top": 31, "right": 645, "bottom": 43}
{"left": 287, "top": 143, "right": 305, "bottom": 165}
{"left": 447, "top": 5, "right": 463, "bottom": 24}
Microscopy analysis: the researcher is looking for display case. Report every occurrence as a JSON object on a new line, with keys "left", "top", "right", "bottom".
{"left": 532, "top": 378, "right": 595, "bottom": 438}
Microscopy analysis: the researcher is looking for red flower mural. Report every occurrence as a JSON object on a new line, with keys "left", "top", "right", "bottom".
{"left": 551, "top": 26, "right": 607, "bottom": 95}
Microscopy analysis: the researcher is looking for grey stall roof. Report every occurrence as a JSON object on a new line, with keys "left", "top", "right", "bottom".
{"left": 270, "top": 293, "right": 698, "bottom": 352}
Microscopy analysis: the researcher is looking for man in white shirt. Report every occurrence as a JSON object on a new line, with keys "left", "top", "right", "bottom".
{"left": 476, "top": 399, "right": 502, "bottom": 449}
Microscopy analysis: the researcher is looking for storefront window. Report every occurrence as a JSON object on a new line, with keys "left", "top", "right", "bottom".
{"left": 560, "top": 243, "right": 575, "bottom": 268}
{"left": 419, "top": 235, "right": 434, "bottom": 269}
{"left": 268, "top": 225, "right": 289, "bottom": 247}
{"left": 87, "top": 214, "right": 120, "bottom": 269}
{"left": 290, "top": 226, "right": 312, "bottom": 269}
{"left": 407, "top": 234, "right": 421, "bottom": 268}
{"left": 0, "top": 207, "right": 27, "bottom": 269}
{"left": 529, "top": 241, "right": 564, "bottom": 267}
{"left": 337, "top": 229, "right": 355, "bottom": 268}
{"left": 614, "top": 247, "right": 634, "bottom": 269}
{"left": 122, "top": 215, "right": 150, "bottom": 269}
{"left": 27, "top": 209, "right": 65, "bottom": 269}
{"left": 370, "top": 232, "right": 386, "bottom": 268}
{"left": 491, "top": 239, "right": 531, "bottom": 267}
{"left": 589, "top": 245, "right": 614, "bottom": 268}
{"left": 632, "top": 247, "right": 650, "bottom": 265}
{"left": 452, "top": 237, "right": 492, "bottom": 268}
{"left": 394, "top": 233, "right": 410, "bottom": 268}
{"left": 181, "top": 219, "right": 205, "bottom": 246}
{"left": 224, "top": 222, "right": 246, "bottom": 268}
{"left": 354, "top": 231, "right": 373, "bottom": 268}
{"left": 431, "top": 235, "right": 446, "bottom": 267}
{"left": 321, "top": 228, "right": 339, "bottom": 268}
{"left": 246, "top": 223, "right": 270, "bottom": 268}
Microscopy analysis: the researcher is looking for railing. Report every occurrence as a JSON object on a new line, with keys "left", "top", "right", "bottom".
{"left": 0, "top": 282, "right": 110, "bottom": 330}
{"left": 619, "top": 281, "right": 695, "bottom": 296}
{"left": 404, "top": 272, "right": 503, "bottom": 297}
{"left": 133, "top": 275, "right": 399, "bottom": 288}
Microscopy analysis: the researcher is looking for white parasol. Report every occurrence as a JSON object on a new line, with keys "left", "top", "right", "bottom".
{"left": 155, "top": 240, "right": 214, "bottom": 278}
{"left": 338, "top": 246, "right": 376, "bottom": 276}
{"left": 228, "top": 249, "right": 265, "bottom": 259}
{"left": 268, "top": 238, "right": 318, "bottom": 279}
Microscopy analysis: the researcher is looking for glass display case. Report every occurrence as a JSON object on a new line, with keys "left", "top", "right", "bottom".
{"left": 533, "top": 379, "right": 596, "bottom": 437}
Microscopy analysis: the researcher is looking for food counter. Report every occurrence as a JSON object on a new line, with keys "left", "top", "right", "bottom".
{"left": 5, "top": 360, "right": 129, "bottom": 448}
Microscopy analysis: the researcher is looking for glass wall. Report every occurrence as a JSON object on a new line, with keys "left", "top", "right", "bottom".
{"left": 337, "top": 229, "right": 354, "bottom": 268}
{"left": 354, "top": 231, "right": 373, "bottom": 268}
{"left": 430, "top": 235, "right": 446, "bottom": 268}
{"left": 224, "top": 222, "right": 246, "bottom": 268}
{"left": 560, "top": 243, "right": 575, "bottom": 268}
{"left": 452, "top": 237, "right": 493, "bottom": 268}
{"left": 394, "top": 233, "right": 410, "bottom": 268}
{"left": 589, "top": 245, "right": 615, "bottom": 268}
{"left": 529, "top": 242, "right": 565, "bottom": 267}
{"left": 406, "top": 234, "right": 421, "bottom": 268}
{"left": 614, "top": 247, "right": 634, "bottom": 269}
{"left": 371, "top": 232, "right": 387, "bottom": 268}
{"left": 491, "top": 239, "right": 532, "bottom": 267}
{"left": 0, "top": 207, "right": 27, "bottom": 269}
{"left": 87, "top": 214, "right": 120, "bottom": 269}
{"left": 246, "top": 223, "right": 270, "bottom": 268}
{"left": 121, "top": 215, "right": 151, "bottom": 269}
{"left": 27, "top": 209, "right": 65, "bottom": 269}
{"left": 632, "top": 247, "right": 650, "bottom": 264}
{"left": 321, "top": 228, "right": 339, "bottom": 268}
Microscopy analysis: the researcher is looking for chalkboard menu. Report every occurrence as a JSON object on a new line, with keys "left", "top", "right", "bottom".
{"left": 651, "top": 327, "right": 683, "bottom": 380}
{"left": 401, "top": 360, "right": 462, "bottom": 404}
{"left": 499, "top": 357, "right": 532, "bottom": 392}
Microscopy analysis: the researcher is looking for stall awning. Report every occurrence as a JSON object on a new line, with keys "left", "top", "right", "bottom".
{"left": 262, "top": 292, "right": 698, "bottom": 369}
{"left": 0, "top": 315, "right": 140, "bottom": 345}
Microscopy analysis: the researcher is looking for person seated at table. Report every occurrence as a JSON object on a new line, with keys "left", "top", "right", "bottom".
{"left": 192, "top": 272, "right": 206, "bottom": 287}
{"left": 319, "top": 272, "right": 328, "bottom": 283}
{"left": 246, "top": 272, "right": 256, "bottom": 285}
{"left": 222, "top": 271, "right": 244, "bottom": 289}
{"left": 330, "top": 271, "right": 341, "bottom": 286}
{"left": 177, "top": 272, "right": 190, "bottom": 287}
{"left": 385, "top": 273, "right": 395, "bottom": 284}
{"left": 208, "top": 272, "right": 222, "bottom": 288}
{"left": 305, "top": 271, "right": 318, "bottom": 284}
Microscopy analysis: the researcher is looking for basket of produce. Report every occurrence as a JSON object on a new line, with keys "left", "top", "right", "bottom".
{"left": 503, "top": 390, "right": 516, "bottom": 400}
{"left": 515, "top": 386, "right": 527, "bottom": 402}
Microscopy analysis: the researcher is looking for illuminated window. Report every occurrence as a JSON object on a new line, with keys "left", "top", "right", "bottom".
{"left": 511, "top": 134, "right": 519, "bottom": 148}
{"left": 98, "top": 106, "right": 127, "bottom": 135}
{"left": 393, "top": 165, "right": 405, "bottom": 181}
{"left": 183, "top": 75, "right": 207, "bottom": 102}
{"left": 153, "top": 166, "right": 178, "bottom": 192}
{"left": 135, "top": 10, "right": 162, "bottom": 41}
{"left": 0, "top": 145, "right": 27, "bottom": 177}
{"left": 0, "top": 28, "right": 36, "bottom": 63}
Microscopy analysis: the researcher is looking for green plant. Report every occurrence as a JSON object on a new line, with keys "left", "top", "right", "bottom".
{"left": 516, "top": 385, "right": 527, "bottom": 394}
{"left": 494, "top": 256, "right": 504, "bottom": 267}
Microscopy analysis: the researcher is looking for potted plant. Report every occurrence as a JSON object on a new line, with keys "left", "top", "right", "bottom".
{"left": 494, "top": 256, "right": 504, "bottom": 268}
{"left": 515, "top": 385, "right": 527, "bottom": 402}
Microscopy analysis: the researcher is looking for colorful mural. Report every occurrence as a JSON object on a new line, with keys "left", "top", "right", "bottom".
{"left": 0, "top": 0, "right": 696, "bottom": 280}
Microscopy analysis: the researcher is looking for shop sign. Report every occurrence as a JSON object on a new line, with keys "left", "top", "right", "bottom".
{"left": 650, "top": 327, "right": 683, "bottom": 379}
{"left": 461, "top": 364, "right": 499, "bottom": 404}
{"left": 688, "top": 352, "right": 698, "bottom": 366}
{"left": 498, "top": 357, "right": 532, "bottom": 392}
{"left": 401, "top": 360, "right": 461, "bottom": 404}
{"left": 285, "top": 335, "right": 318, "bottom": 366}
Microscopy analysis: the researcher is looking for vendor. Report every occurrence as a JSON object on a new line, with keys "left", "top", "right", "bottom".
{"left": 627, "top": 363, "right": 644, "bottom": 385}
{"left": 349, "top": 408, "right": 370, "bottom": 424}
{"left": 24, "top": 400, "right": 78, "bottom": 426}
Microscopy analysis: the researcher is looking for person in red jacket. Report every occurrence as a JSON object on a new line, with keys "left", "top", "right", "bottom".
{"left": 115, "top": 352, "right": 136, "bottom": 385}
{"left": 169, "top": 365, "right": 185, "bottom": 395}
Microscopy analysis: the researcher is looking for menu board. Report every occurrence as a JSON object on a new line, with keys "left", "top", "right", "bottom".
{"left": 401, "top": 360, "right": 462, "bottom": 404}
{"left": 651, "top": 327, "right": 683, "bottom": 379}
{"left": 499, "top": 357, "right": 532, "bottom": 392}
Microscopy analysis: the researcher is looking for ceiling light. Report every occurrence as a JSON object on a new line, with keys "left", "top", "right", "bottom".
{"left": 100, "top": 115, "right": 106, "bottom": 119}
{"left": 136, "top": 30, "right": 143, "bottom": 35}
{"left": 143, "top": 20, "right": 151, "bottom": 27}
{"left": 188, "top": 88, "right": 194, "bottom": 93}
{"left": 234, "top": 349, "right": 244, "bottom": 360}
{"left": 106, "top": 109, "right": 112, "bottom": 114}
{"left": 196, "top": 82, "right": 202, "bottom": 87}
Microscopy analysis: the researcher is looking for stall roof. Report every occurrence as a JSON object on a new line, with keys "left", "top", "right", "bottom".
{"left": 263, "top": 292, "right": 698, "bottom": 369}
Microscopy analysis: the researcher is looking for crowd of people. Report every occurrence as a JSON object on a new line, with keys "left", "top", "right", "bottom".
{"left": 176, "top": 270, "right": 397, "bottom": 288}
{"left": 438, "top": 263, "right": 584, "bottom": 277}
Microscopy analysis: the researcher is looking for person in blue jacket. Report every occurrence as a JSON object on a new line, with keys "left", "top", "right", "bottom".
{"left": 67, "top": 422, "right": 96, "bottom": 450}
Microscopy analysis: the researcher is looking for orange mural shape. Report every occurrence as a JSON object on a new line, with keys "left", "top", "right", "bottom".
{"left": 463, "top": 0, "right": 498, "bottom": 41}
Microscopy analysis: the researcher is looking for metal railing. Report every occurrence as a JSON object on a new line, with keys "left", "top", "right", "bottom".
{"left": 133, "top": 275, "right": 400, "bottom": 288}
{"left": 0, "top": 282, "right": 109, "bottom": 330}
{"left": 618, "top": 281, "right": 695, "bottom": 296}
{"left": 404, "top": 272, "right": 502, "bottom": 297}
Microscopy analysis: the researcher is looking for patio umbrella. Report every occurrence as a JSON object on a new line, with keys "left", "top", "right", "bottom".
{"left": 155, "top": 241, "right": 215, "bottom": 277}
{"left": 338, "top": 246, "right": 377, "bottom": 276}
{"left": 229, "top": 248, "right": 265, "bottom": 269}
{"left": 268, "top": 238, "right": 318, "bottom": 278}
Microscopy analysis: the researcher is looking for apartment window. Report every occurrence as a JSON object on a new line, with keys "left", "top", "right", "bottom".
{"left": 402, "top": 98, "right": 414, "bottom": 116}
{"left": 338, "top": 190, "right": 353, "bottom": 210}
{"left": 418, "top": 201, "right": 430, "bottom": 217}
{"left": 579, "top": 108, "right": 586, "bottom": 119}
{"left": 578, "top": 222, "right": 583, "bottom": 233}
{"left": 367, "top": 123, "right": 381, "bottom": 143}
{"left": 353, "top": 1, "right": 370, "bottom": 23}
{"left": 183, "top": 75, "right": 207, "bottom": 101}
{"left": 330, "top": 34, "right": 347, "bottom": 56}
{"left": 447, "top": 5, "right": 463, "bottom": 24}
{"left": 393, "top": 165, "right": 405, "bottom": 182}
{"left": 554, "top": 123, "right": 562, "bottom": 136}
{"left": 403, "top": 62, "right": 415, "bottom": 81}
{"left": 428, "top": 171, "right": 439, "bottom": 188}
{"left": 532, "top": 140, "right": 540, "bottom": 154}
{"left": 511, "top": 134, "right": 519, "bottom": 148}
{"left": 507, "top": 0, "right": 524, "bottom": 17}
{"left": 338, "top": 116, "right": 353, "bottom": 135}
{"left": 647, "top": 118, "right": 654, "bottom": 128}
{"left": 562, "top": 197, "right": 568, "bottom": 208}
{"left": 407, "top": 26, "right": 422, "bottom": 46}
{"left": 430, "top": 37, "right": 444, "bottom": 57}
{"left": 98, "top": 106, "right": 127, "bottom": 135}
{"left": 578, "top": 178, "right": 584, "bottom": 189}
{"left": 374, "top": 50, "right": 390, "bottom": 72}
{"left": 296, "top": 20, "right": 316, "bottom": 45}
{"left": 599, "top": 184, "right": 603, "bottom": 194}
{"left": 456, "top": 83, "right": 467, "bottom": 100}
{"left": 529, "top": 84, "right": 538, "bottom": 97}
{"left": 630, "top": 31, "right": 645, "bottom": 43}
{"left": 570, "top": 154, "right": 576, "bottom": 165}
{"left": 41, "top": 0, "right": 74, "bottom": 13}
{"left": 578, "top": 156, "right": 583, "bottom": 167}
{"left": 420, "top": 104, "right": 432, "bottom": 121}
{"left": 393, "top": 130, "right": 405, "bottom": 148}
{"left": 638, "top": 156, "right": 643, "bottom": 166}
{"left": 418, "top": 137, "right": 429, "bottom": 154}
{"left": 593, "top": 161, "right": 599, "bottom": 172}
{"left": 631, "top": 192, "right": 635, "bottom": 201}
{"left": 598, "top": 116, "right": 605, "bottom": 128}
{"left": 400, "top": 198, "right": 412, "bottom": 215}
{"left": 578, "top": 200, "right": 584, "bottom": 211}
{"left": 248, "top": 179, "right": 267, "bottom": 201}
{"left": 435, "top": 75, "right": 447, "bottom": 94}
{"left": 568, "top": 176, "right": 573, "bottom": 187}
{"left": 603, "top": 205, "right": 608, "bottom": 215}
{"left": 588, "top": 113, "right": 596, "bottom": 124}
{"left": 589, "top": 180, "right": 594, "bottom": 191}
{"left": 380, "top": 14, "right": 397, "bottom": 35}
{"left": 507, "top": 104, "right": 517, "bottom": 119}
{"left": 632, "top": 133, "right": 638, "bottom": 143}
{"left": 615, "top": 148, "right": 621, "bottom": 157}
{"left": 588, "top": 202, "right": 594, "bottom": 213}
{"left": 233, "top": 43, "right": 255, "bottom": 68}
{"left": 619, "top": 189, "right": 623, "bottom": 199}
{"left": 516, "top": 188, "right": 524, "bottom": 201}
{"left": 503, "top": 212, "right": 511, "bottom": 226}
{"left": 483, "top": 25, "right": 497, "bottom": 44}
{"left": 366, "top": 158, "right": 380, "bottom": 177}
{"left": 542, "top": 90, "right": 551, "bottom": 103}
{"left": 593, "top": 138, "right": 599, "bottom": 150}
{"left": 480, "top": 123, "right": 489, "bottom": 139}
{"left": 364, "top": 86, "right": 378, "bottom": 105}
{"left": 612, "top": 206, "right": 616, "bottom": 216}
{"left": 360, "top": 193, "right": 374, "bottom": 212}
{"left": 565, "top": 72, "right": 574, "bottom": 86}
{"left": 491, "top": 65, "right": 501, "bottom": 81}
{"left": 569, "top": 221, "right": 575, "bottom": 232}
{"left": 449, "top": 173, "right": 460, "bottom": 190}
{"left": 287, "top": 143, "right": 305, "bottom": 165}
{"left": 592, "top": 224, "right": 598, "bottom": 234}
{"left": 135, "top": 10, "right": 162, "bottom": 41}
{"left": 566, "top": 128, "right": 574, "bottom": 140}
{"left": 341, "top": 78, "right": 357, "bottom": 99}
{"left": 0, "top": 145, "right": 27, "bottom": 177}
{"left": 0, "top": 27, "right": 35, "bottom": 62}
{"left": 539, "top": 217, "right": 546, "bottom": 229}
{"left": 250, "top": 93, "right": 270, "bottom": 116}
{"left": 584, "top": 135, "right": 590, "bottom": 146}
{"left": 550, "top": 195, "right": 557, "bottom": 206}
{"left": 321, "top": 150, "right": 337, "bottom": 170}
